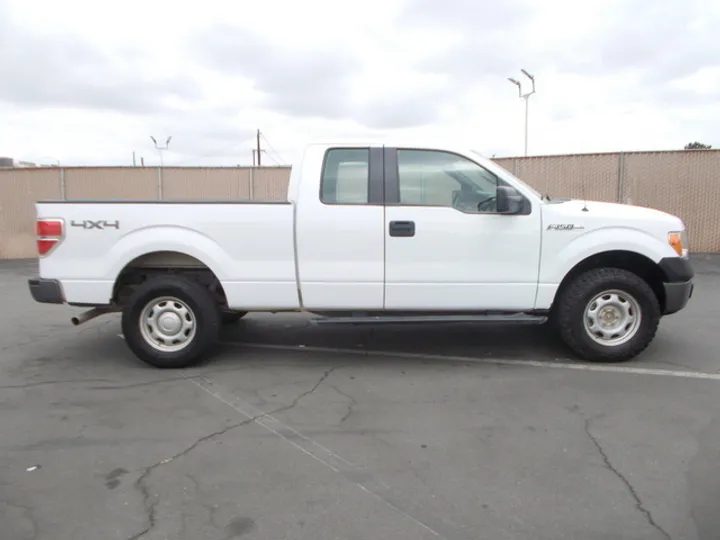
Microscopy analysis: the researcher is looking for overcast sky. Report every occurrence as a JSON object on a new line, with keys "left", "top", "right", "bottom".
{"left": 1, "top": 0, "right": 718, "bottom": 166}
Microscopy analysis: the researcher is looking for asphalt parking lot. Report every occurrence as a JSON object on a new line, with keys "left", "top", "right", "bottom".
{"left": 2, "top": 257, "right": 720, "bottom": 540}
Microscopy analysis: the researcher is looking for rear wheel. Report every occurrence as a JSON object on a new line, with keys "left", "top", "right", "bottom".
{"left": 555, "top": 268, "right": 660, "bottom": 362}
{"left": 122, "top": 275, "right": 221, "bottom": 368}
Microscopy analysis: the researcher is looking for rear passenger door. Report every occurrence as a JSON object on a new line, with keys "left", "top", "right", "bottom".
{"left": 295, "top": 146, "right": 386, "bottom": 310}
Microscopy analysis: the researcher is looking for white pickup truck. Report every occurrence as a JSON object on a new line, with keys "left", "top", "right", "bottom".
{"left": 29, "top": 142, "right": 694, "bottom": 368}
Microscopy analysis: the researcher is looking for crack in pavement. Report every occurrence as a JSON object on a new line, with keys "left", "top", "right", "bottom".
{"left": 0, "top": 369, "right": 271, "bottom": 392}
{"left": 125, "top": 366, "right": 341, "bottom": 540}
{"left": 584, "top": 418, "right": 672, "bottom": 540}
{"left": 0, "top": 378, "right": 114, "bottom": 390}
{"left": 0, "top": 375, "right": 211, "bottom": 391}
{"left": 262, "top": 365, "right": 343, "bottom": 418}
{"left": 125, "top": 420, "right": 250, "bottom": 540}
{"left": 126, "top": 411, "right": 276, "bottom": 540}
{"left": 327, "top": 384, "right": 357, "bottom": 424}
{"left": 12, "top": 365, "right": 345, "bottom": 393}
{"left": 85, "top": 377, "right": 199, "bottom": 390}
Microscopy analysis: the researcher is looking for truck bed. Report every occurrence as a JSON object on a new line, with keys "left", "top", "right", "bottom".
{"left": 36, "top": 200, "right": 300, "bottom": 309}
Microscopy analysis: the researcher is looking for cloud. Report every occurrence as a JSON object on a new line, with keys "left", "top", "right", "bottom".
{"left": 590, "top": 0, "right": 719, "bottom": 84}
{"left": 1, "top": 0, "right": 719, "bottom": 165}
{"left": 404, "top": 0, "right": 719, "bottom": 90}
{"left": 195, "top": 24, "right": 358, "bottom": 118}
{"left": 400, "top": 0, "right": 538, "bottom": 81}
{"left": 0, "top": 10, "right": 202, "bottom": 114}
{"left": 192, "top": 22, "right": 455, "bottom": 130}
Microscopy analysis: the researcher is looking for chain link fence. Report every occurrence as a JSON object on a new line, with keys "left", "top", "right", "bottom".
{"left": 494, "top": 150, "right": 720, "bottom": 253}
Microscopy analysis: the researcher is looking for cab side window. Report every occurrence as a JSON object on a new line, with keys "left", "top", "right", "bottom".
{"left": 320, "top": 148, "right": 370, "bottom": 204}
{"left": 397, "top": 149, "right": 504, "bottom": 213}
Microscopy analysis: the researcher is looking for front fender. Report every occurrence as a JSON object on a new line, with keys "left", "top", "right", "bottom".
{"left": 106, "top": 225, "right": 230, "bottom": 282}
{"left": 540, "top": 227, "right": 676, "bottom": 285}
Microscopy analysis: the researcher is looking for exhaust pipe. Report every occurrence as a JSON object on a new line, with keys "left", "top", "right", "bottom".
{"left": 71, "top": 307, "right": 118, "bottom": 326}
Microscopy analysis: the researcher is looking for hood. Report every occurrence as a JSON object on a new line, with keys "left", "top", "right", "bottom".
{"left": 545, "top": 199, "right": 685, "bottom": 229}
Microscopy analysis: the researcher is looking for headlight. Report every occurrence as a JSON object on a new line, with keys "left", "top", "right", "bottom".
{"left": 668, "top": 229, "right": 689, "bottom": 257}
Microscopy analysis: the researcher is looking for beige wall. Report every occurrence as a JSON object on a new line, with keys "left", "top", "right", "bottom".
{"left": 1, "top": 149, "right": 718, "bottom": 259}
{"left": 494, "top": 150, "right": 720, "bottom": 253}
{"left": 0, "top": 166, "right": 292, "bottom": 259}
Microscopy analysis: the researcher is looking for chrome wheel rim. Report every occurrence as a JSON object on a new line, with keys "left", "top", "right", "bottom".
{"left": 139, "top": 296, "right": 196, "bottom": 352}
{"left": 583, "top": 289, "right": 642, "bottom": 346}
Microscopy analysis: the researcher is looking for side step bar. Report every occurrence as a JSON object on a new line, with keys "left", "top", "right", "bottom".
{"left": 310, "top": 313, "right": 547, "bottom": 326}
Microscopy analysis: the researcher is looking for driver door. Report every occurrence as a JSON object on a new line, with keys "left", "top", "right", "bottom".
{"left": 383, "top": 148, "right": 542, "bottom": 311}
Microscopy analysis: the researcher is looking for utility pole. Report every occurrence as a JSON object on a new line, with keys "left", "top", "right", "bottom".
{"left": 256, "top": 129, "right": 262, "bottom": 166}
{"left": 507, "top": 69, "right": 536, "bottom": 157}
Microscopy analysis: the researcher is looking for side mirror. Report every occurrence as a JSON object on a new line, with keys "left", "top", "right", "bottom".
{"left": 496, "top": 186, "right": 524, "bottom": 214}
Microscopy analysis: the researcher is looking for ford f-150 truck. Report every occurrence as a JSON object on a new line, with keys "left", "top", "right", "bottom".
{"left": 28, "top": 142, "right": 694, "bottom": 368}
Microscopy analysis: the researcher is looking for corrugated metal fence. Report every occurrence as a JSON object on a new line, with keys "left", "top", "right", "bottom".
{"left": 1, "top": 149, "right": 719, "bottom": 259}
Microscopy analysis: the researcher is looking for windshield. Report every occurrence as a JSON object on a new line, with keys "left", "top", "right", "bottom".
{"left": 469, "top": 150, "right": 543, "bottom": 199}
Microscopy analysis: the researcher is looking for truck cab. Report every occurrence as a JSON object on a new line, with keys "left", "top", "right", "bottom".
{"left": 29, "top": 142, "right": 694, "bottom": 368}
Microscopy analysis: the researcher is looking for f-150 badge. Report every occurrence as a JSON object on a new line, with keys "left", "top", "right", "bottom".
{"left": 546, "top": 224, "right": 584, "bottom": 230}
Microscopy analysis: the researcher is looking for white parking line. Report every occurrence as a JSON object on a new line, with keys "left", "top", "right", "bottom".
{"left": 221, "top": 342, "right": 720, "bottom": 381}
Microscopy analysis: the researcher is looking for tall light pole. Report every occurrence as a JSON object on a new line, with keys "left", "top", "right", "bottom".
{"left": 150, "top": 135, "right": 172, "bottom": 167}
{"left": 508, "top": 69, "right": 536, "bottom": 156}
{"left": 150, "top": 135, "right": 172, "bottom": 200}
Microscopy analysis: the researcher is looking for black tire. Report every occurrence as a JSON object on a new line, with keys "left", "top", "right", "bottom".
{"left": 221, "top": 310, "right": 248, "bottom": 324}
{"left": 122, "top": 275, "right": 221, "bottom": 369}
{"left": 555, "top": 268, "right": 660, "bottom": 362}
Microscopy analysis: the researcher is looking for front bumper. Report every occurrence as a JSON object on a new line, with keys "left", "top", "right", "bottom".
{"left": 28, "top": 278, "right": 65, "bottom": 304}
{"left": 659, "top": 257, "right": 694, "bottom": 315}
{"left": 663, "top": 280, "right": 693, "bottom": 315}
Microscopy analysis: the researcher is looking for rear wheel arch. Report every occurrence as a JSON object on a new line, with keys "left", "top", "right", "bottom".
{"left": 112, "top": 250, "right": 228, "bottom": 307}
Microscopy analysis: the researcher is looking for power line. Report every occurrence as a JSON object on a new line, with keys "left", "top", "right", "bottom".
{"left": 168, "top": 139, "right": 248, "bottom": 166}
{"left": 264, "top": 152, "right": 281, "bottom": 165}
{"left": 150, "top": 130, "right": 286, "bottom": 167}
{"left": 259, "top": 131, "right": 287, "bottom": 165}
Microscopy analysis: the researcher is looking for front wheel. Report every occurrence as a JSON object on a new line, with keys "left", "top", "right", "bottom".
{"left": 555, "top": 268, "right": 660, "bottom": 362}
{"left": 122, "top": 275, "right": 221, "bottom": 369}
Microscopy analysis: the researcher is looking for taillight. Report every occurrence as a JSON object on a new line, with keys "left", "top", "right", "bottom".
{"left": 36, "top": 219, "right": 64, "bottom": 256}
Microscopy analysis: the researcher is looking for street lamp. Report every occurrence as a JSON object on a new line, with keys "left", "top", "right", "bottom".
{"left": 150, "top": 135, "right": 172, "bottom": 167}
{"left": 507, "top": 69, "right": 536, "bottom": 156}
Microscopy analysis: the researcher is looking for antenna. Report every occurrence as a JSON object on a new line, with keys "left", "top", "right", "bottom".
{"left": 581, "top": 177, "right": 588, "bottom": 211}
